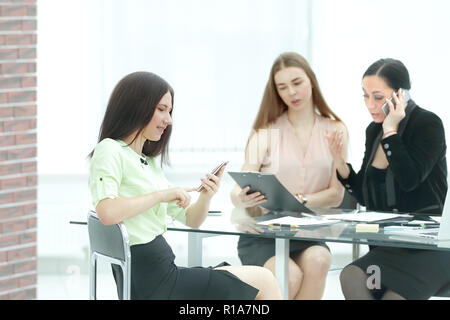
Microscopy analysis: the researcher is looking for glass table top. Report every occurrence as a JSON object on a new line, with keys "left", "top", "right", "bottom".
{"left": 167, "top": 208, "right": 450, "bottom": 252}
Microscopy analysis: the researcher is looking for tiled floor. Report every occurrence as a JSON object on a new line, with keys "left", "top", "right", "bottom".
{"left": 37, "top": 269, "right": 345, "bottom": 300}
{"left": 37, "top": 268, "right": 449, "bottom": 300}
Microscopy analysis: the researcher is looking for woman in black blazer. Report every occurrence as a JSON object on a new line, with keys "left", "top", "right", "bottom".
{"left": 327, "top": 58, "right": 450, "bottom": 300}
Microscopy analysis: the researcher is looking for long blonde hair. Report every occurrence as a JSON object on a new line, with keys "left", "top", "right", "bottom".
{"left": 252, "top": 52, "right": 342, "bottom": 131}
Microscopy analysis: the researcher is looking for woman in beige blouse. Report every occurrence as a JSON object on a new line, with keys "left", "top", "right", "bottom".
{"left": 231, "top": 52, "right": 349, "bottom": 300}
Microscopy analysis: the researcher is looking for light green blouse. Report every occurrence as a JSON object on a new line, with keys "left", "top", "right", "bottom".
{"left": 89, "top": 138, "right": 187, "bottom": 246}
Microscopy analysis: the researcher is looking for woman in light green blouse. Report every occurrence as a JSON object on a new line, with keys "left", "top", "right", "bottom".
{"left": 88, "top": 71, "right": 282, "bottom": 300}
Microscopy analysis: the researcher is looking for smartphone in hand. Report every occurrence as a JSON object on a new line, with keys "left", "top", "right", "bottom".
{"left": 197, "top": 161, "right": 229, "bottom": 191}
{"left": 382, "top": 89, "right": 410, "bottom": 116}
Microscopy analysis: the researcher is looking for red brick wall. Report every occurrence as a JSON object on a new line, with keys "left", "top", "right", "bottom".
{"left": 0, "top": 0, "right": 37, "bottom": 300}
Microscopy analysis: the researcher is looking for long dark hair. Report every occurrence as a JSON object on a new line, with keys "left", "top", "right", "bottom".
{"left": 89, "top": 71, "right": 174, "bottom": 165}
{"left": 363, "top": 58, "right": 411, "bottom": 90}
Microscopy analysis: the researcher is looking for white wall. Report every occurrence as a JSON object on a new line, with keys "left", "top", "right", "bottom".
{"left": 37, "top": 0, "right": 105, "bottom": 175}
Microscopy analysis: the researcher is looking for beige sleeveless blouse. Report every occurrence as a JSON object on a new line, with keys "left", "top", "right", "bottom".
{"left": 260, "top": 112, "right": 334, "bottom": 195}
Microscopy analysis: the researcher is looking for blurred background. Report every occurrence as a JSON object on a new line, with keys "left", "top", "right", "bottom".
{"left": 1, "top": 0, "right": 450, "bottom": 299}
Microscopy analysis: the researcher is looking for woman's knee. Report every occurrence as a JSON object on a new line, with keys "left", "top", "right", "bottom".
{"left": 264, "top": 256, "right": 303, "bottom": 298}
{"left": 299, "top": 246, "right": 332, "bottom": 277}
{"left": 254, "top": 267, "right": 282, "bottom": 299}
{"left": 339, "top": 265, "right": 365, "bottom": 287}
{"left": 287, "top": 264, "right": 303, "bottom": 296}
{"left": 339, "top": 264, "right": 376, "bottom": 300}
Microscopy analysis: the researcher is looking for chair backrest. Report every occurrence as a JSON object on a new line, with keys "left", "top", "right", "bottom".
{"left": 87, "top": 211, "right": 129, "bottom": 261}
{"left": 336, "top": 190, "right": 358, "bottom": 210}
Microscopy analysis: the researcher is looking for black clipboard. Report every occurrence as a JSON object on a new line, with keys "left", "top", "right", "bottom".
{"left": 228, "top": 171, "right": 313, "bottom": 214}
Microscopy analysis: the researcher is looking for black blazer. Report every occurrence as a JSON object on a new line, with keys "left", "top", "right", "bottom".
{"left": 338, "top": 100, "right": 448, "bottom": 215}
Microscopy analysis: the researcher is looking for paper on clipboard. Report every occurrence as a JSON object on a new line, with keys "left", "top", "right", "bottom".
{"left": 228, "top": 171, "right": 313, "bottom": 214}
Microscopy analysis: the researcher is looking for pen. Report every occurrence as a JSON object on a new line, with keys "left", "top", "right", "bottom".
{"left": 269, "top": 223, "right": 291, "bottom": 228}
{"left": 269, "top": 223, "right": 299, "bottom": 229}
{"left": 207, "top": 210, "right": 222, "bottom": 216}
{"left": 69, "top": 221, "right": 87, "bottom": 225}
{"left": 420, "top": 223, "right": 440, "bottom": 229}
{"left": 386, "top": 226, "right": 422, "bottom": 230}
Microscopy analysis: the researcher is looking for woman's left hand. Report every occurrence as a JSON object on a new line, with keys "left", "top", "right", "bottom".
{"left": 382, "top": 89, "right": 407, "bottom": 132}
{"left": 325, "top": 129, "right": 345, "bottom": 164}
{"left": 198, "top": 166, "right": 225, "bottom": 198}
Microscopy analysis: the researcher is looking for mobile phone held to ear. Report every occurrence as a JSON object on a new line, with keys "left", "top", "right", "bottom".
{"left": 197, "top": 161, "right": 229, "bottom": 191}
{"left": 382, "top": 89, "right": 410, "bottom": 116}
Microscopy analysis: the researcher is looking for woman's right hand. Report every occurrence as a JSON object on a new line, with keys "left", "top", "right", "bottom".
{"left": 236, "top": 186, "right": 267, "bottom": 208}
{"left": 159, "top": 187, "right": 197, "bottom": 209}
{"left": 234, "top": 217, "right": 264, "bottom": 234}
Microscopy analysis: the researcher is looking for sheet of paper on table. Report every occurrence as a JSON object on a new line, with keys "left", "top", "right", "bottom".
{"left": 258, "top": 216, "right": 339, "bottom": 227}
{"left": 325, "top": 211, "right": 412, "bottom": 223}
{"left": 408, "top": 220, "right": 438, "bottom": 224}
{"left": 431, "top": 216, "right": 441, "bottom": 223}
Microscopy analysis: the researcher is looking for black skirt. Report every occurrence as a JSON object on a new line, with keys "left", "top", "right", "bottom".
{"left": 111, "top": 234, "right": 258, "bottom": 300}
{"left": 237, "top": 235, "right": 330, "bottom": 267}
{"left": 350, "top": 246, "right": 450, "bottom": 300}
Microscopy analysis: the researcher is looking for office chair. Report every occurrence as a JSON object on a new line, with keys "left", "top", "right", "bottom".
{"left": 87, "top": 210, "right": 131, "bottom": 300}
{"left": 337, "top": 189, "right": 359, "bottom": 211}
{"left": 336, "top": 190, "right": 360, "bottom": 260}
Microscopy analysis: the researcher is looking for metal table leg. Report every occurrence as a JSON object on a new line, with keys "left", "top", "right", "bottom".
{"left": 352, "top": 243, "right": 360, "bottom": 261}
{"left": 188, "top": 232, "right": 203, "bottom": 267}
{"left": 275, "top": 238, "right": 290, "bottom": 300}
